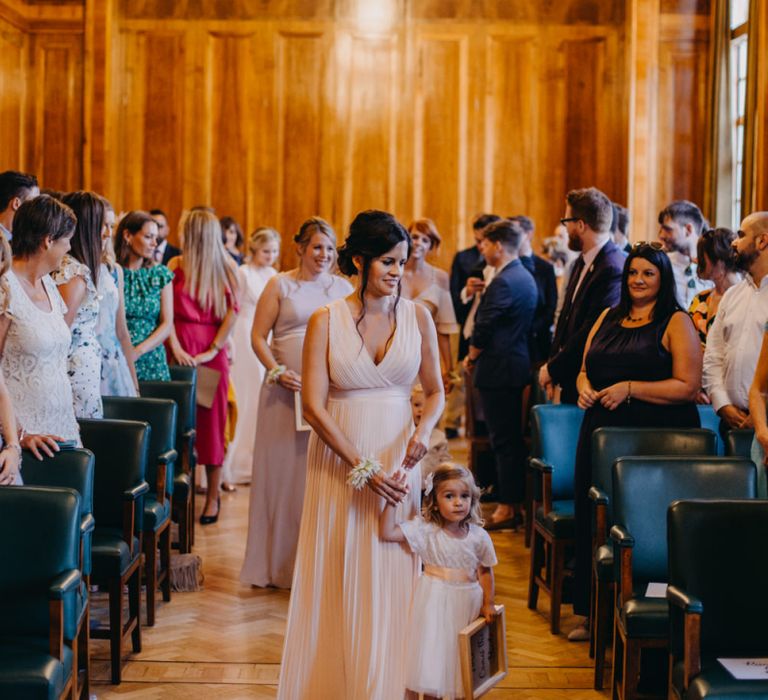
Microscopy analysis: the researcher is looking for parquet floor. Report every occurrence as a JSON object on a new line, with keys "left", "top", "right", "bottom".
{"left": 91, "top": 440, "right": 607, "bottom": 699}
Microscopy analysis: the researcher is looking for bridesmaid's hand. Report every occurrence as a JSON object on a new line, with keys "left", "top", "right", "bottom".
{"left": 401, "top": 432, "right": 429, "bottom": 470}
{"left": 21, "top": 433, "right": 63, "bottom": 461}
{"left": 278, "top": 370, "right": 302, "bottom": 392}
{"left": 367, "top": 469, "right": 409, "bottom": 506}
{"left": 0, "top": 449, "right": 21, "bottom": 485}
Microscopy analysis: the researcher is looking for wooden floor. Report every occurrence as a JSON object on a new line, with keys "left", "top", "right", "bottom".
{"left": 91, "top": 441, "right": 608, "bottom": 699}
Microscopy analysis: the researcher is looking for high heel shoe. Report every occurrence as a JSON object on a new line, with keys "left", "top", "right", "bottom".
{"left": 199, "top": 497, "right": 221, "bottom": 526}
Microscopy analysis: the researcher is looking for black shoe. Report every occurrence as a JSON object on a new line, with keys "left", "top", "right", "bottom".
{"left": 200, "top": 497, "right": 220, "bottom": 525}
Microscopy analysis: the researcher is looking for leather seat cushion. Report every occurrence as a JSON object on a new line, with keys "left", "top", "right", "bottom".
{"left": 0, "top": 639, "right": 72, "bottom": 700}
{"left": 672, "top": 657, "right": 768, "bottom": 699}
{"left": 143, "top": 495, "right": 171, "bottom": 532}
{"left": 91, "top": 529, "right": 140, "bottom": 579}
{"left": 619, "top": 597, "right": 668, "bottom": 639}
{"left": 594, "top": 544, "right": 614, "bottom": 582}
{"left": 536, "top": 500, "right": 575, "bottom": 538}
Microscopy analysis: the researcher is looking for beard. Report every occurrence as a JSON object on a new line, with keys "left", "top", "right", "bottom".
{"left": 568, "top": 231, "right": 583, "bottom": 252}
{"left": 734, "top": 247, "right": 758, "bottom": 272}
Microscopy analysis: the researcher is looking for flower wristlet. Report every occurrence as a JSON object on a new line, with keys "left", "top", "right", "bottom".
{"left": 267, "top": 365, "right": 287, "bottom": 385}
{"left": 347, "top": 458, "right": 383, "bottom": 490}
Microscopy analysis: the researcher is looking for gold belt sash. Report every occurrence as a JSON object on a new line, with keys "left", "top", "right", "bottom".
{"left": 423, "top": 564, "right": 476, "bottom": 584}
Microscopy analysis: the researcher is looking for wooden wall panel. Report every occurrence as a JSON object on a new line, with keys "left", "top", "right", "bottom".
{"left": 0, "top": 19, "right": 26, "bottom": 170}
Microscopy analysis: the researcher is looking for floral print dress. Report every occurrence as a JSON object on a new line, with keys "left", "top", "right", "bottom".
{"left": 52, "top": 254, "right": 104, "bottom": 418}
{"left": 123, "top": 264, "right": 174, "bottom": 381}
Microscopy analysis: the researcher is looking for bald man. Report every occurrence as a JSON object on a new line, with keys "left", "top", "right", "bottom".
{"left": 703, "top": 212, "right": 768, "bottom": 462}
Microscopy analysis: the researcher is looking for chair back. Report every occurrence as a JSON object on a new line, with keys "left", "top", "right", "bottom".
{"left": 21, "top": 448, "right": 95, "bottom": 574}
{"left": 668, "top": 500, "right": 768, "bottom": 656}
{"left": 103, "top": 396, "right": 178, "bottom": 497}
{"left": 696, "top": 404, "right": 725, "bottom": 454}
{"left": 592, "top": 427, "right": 717, "bottom": 524}
{"left": 169, "top": 364, "right": 198, "bottom": 395}
{"left": 613, "top": 457, "right": 756, "bottom": 584}
{"left": 78, "top": 418, "right": 150, "bottom": 530}
{"left": 724, "top": 428, "right": 755, "bottom": 460}
{"left": 531, "top": 404, "right": 584, "bottom": 500}
{"left": 139, "top": 380, "right": 196, "bottom": 437}
{"left": 0, "top": 486, "right": 80, "bottom": 638}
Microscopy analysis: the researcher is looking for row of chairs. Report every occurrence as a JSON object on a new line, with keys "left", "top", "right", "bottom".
{"left": 526, "top": 403, "right": 765, "bottom": 699}
{"left": 0, "top": 367, "right": 198, "bottom": 699}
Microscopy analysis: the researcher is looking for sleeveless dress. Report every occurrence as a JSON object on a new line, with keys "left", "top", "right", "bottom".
{"left": 400, "top": 519, "right": 497, "bottom": 698}
{"left": 172, "top": 267, "right": 238, "bottom": 466}
{"left": 96, "top": 263, "right": 137, "bottom": 397}
{"left": 52, "top": 255, "right": 103, "bottom": 418}
{"left": 240, "top": 272, "right": 353, "bottom": 588}
{"left": 221, "top": 264, "right": 277, "bottom": 483}
{"left": 571, "top": 310, "right": 700, "bottom": 616}
{"left": 277, "top": 297, "right": 423, "bottom": 700}
{"left": 0, "top": 271, "right": 80, "bottom": 444}
{"left": 123, "top": 264, "right": 174, "bottom": 381}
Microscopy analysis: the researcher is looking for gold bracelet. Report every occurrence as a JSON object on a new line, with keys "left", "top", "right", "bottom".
{"left": 626, "top": 381, "right": 632, "bottom": 405}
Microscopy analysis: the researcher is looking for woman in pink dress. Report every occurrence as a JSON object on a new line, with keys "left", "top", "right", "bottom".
{"left": 167, "top": 208, "right": 239, "bottom": 524}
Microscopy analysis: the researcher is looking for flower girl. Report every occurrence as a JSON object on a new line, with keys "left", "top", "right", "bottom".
{"left": 380, "top": 463, "right": 497, "bottom": 699}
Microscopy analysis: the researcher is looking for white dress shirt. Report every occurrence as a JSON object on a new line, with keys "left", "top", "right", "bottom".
{"left": 703, "top": 274, "right": 768, "bottom": 412}
{"left": 668, "top": 251, "right": 713, "bottom": 309}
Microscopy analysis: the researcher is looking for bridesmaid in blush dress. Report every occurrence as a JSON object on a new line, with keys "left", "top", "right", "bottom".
{"left": 240, "top": 217, "right": 352, "bottom": 588}
{"left": 166, "top": 208, "right": 239, "bottom": 524}
{"left": 278, "top": 210, "right": 445, "bottom": 700}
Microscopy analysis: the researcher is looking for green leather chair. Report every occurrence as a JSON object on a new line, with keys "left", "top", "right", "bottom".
{"left": 0, "top": 486, "right": 81, "bottom": 700}
{"left": 668, "top": 500, "right": 768, "bottom": 699}
{"left": 610, "top": 458, "right": 757, "bottom": 700}
{"left": 140, "top": 379, "right": 197, "bottom": 552}
{"left": 696, "top": 405, "right": 725, "bottom": 455}
{"left": 724, "top": 428, "right": 763, "bottom": 496}
{"left": 589, "top": 427, "right": 718, "bottom": 690}
{"left": 103, "top": 397, "right": 178, "bottom": 626}
{"left": 21, "top": 449, "right": 96, "bottom": 698}
{"left": 527, "top": 404, "right": 584, "bottom": 634}
{"left": 79, "top": 418, "right": 149, "bottom": 684}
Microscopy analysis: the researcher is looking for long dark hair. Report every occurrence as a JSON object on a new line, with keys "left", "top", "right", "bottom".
{"left": 115, "top": 210, "right": 156, "bottom": 269}
{"left": 60, "top": 191, "right": 105, "bottom": 287}
{"left": 337, "top": 209, "right": 411, "bottom": 339}
{"left": 609, "top": 243, "right": 681, "bottom": 322}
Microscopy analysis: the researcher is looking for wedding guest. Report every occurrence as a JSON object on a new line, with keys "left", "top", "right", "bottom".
{"left": 0, "top": 170, "right": 39, "bottom": 240}
{"left": 167, "top": 209, "right": 239, "bottom": 524}
{"left": 411, "top": 384, "right": 452, "bottom": 488}
{"left": 221, "top": 216, "right": 244, "bottom": 265}
{"left": 53, "top": 191, "right": 105, "bottom": 418}
{"left": 240, "top": 216, "right": 352, "bottom": 588}
{"left": 614, "top": 204, "right": 631, "bottom": 253}
{"left": 570, "top": 243, "right": 700, "bottom": 641}
{"left": 150, "top": 208, "right": 180, "bottom": 265}
{"left": 97, "top": 200, "right": 139, "bottom": 396}
{"left": 688, "top": 227, "right": 741, "bottom": 347}
{"left": 222, "top": 227, "right": 280, "bottom": 485}
{"left": 116, "top": 211, "right": 174, "bottom": 381}
{"left": 0, "top": 195, "right": 81, "bottom": 456}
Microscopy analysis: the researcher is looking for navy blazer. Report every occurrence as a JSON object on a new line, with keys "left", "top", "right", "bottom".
{"left": 161, "top": 242, "right": 181, "bottom": 266}
{"left": 471, "top": 259, "right": 538, "bottom": 390}
{"left": 522, "top": 254, "right": 557, "bottom": 365}
{"left": 548, "top": 239, "right": 625, "bottom": 403}
{"left": 449, "top": 246, "right": 482, "bottom": 325}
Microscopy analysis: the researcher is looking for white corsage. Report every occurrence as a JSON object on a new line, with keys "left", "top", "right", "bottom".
{"left": 347, "top": 458, "right": 383, "bottom": 490}
{"left": 266, "top": 364, "right": 287, "bottom": 385}
{"left": 424, "top": 471, "right": 435, "bottom": 496}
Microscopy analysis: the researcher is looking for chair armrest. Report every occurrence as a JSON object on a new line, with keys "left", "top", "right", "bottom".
{"left": 183, "top": 428, "right": 196, "bottom": 441}
{"left": 610, "top": 525, "right": 634, "bottom": 606}
{"left": 590, "top": 488, "right": 610, "bottom": 547}
{"left": 80, "top": 513, "right": 95, "bottom": 536}
{"left": 158, "top": 448, "right": 178, "bottom": 464}
{"left": 49, "top": 569, "right": 81, "bottom": 600}
{"left": 610, "top": 524, "right": 635, "bottom": 548}
{"left": 156, "top": 463, "right": 167, "bottom": 506}
{"left": 529, "top": 457, "right": 553, "bottom": 473}
{"left": 123, "top": 480, "right": 150, "bottom": 501}
{"left": 667, "top": 585, "right": 703, "bottom": 614}
{"left": 588, "top": 486, "right": 609, "bottom": 504}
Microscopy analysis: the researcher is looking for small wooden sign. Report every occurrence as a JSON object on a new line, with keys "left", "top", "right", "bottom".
{"left": 294, "top": 391, "right": 311, "bottom": 431}
{"left": 459, "top": 605, "right": 508, "bottom": 698}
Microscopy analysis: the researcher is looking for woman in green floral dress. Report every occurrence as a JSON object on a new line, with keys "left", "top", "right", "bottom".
{"left": 115, "top": 211, "right": 174, "bottom": 381}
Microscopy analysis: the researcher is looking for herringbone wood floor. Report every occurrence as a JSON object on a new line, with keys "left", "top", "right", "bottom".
{"left": 92, "top": 440, "right": 607, "bottom": 699}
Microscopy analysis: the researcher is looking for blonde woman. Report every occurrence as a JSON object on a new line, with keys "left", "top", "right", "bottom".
{"left": 240, "top": 216, "right": 352, "bottom": 588}
{"left": 222, "top": 227, "right": 280, "bottom": 485}
{"left": 166, "top": 208, "right": 239, "bottom": 524}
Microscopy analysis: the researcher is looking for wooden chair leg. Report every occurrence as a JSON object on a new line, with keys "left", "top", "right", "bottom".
{"left": 179, "top": 499, "right": 190, "bottom": 554}
{"left": 129, "top": 565, "right": 142, "bottom": 653}
{"left": 611, "top": 619, "right": 623, "bottom": 700}
{"left": 78, "top": 605, "right": 90, "bottom": 700}
{"left": 527, "top": 529, "right": 542, "bottom": 610}
{"left": 594, "top": 579, "right": 612, "bottom": 690}
{"left": 144, "top": 532, "right": 158, "bottom": 627}
{"left": 622, "top": 638, "right": 641, "bottom": 700}
{"left": 160, "top": 522, "right": 172, "bottom": 603}
{"left": 190, "top": 463, "right": 196, "bottom": 547}
{"left": 524, "top": 470, "right": 533, "bottom": 549}
{"left": 550, "top": 540, "right": 565, "bottom": 635}
{"left": 108, "top": 577, "right": 122, "bottom": 684}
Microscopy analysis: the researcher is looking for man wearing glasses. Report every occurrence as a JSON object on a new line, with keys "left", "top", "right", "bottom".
{"left": 657, "top": 200, "right": 713, "bottom": 309}
{"left": 539, "top": 187, "right": 624, "bottom": 404}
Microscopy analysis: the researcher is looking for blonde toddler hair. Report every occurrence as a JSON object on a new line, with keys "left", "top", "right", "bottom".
{"left": 248, "top": 226, "right": 281, "bottom": 259}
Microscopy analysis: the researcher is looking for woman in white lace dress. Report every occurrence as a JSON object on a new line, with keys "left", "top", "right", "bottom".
{"left": 0, "top": 195, "right": 81, "bottom": 458}
{"left": 53, "top": 191, "right": 106, "bottom": 418}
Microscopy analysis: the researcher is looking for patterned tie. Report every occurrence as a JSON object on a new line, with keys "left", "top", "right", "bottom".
{"left": 552, "top": 255, "right": 585, "bottom": 351}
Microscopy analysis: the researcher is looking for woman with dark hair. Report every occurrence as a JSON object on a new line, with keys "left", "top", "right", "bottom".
{"left": 567, "top": 243, "right": 701, "bottom": 641}
{"left": 278, "top": 210, "right": 444, "bottom": 699}
{"left": 53, "top": 191, "right": 105, "bottom": 418}
{"left": 220, "top": 216, "right": 244, "bottom": 265}
{"left": 689, "top": 227, "right": 741, "bottom": 346}
{"left": 240, "top": 216, "right": 352, "bottom": 587}
{"left": 115, "top": 211, "right": 174, "bottom": 381}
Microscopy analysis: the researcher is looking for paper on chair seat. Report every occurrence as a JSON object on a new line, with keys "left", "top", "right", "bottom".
{"left": 719, "top": 658, "right": 768, "bottom": 679}
{"left": 645, "top": 582, "right": 667, "bottom": 598}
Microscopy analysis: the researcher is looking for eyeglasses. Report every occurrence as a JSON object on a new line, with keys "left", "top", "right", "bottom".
{"left": 631, "top": 241, "right": 664, "bottom": 251}
{"left": 560, "top": 217, "right": 579, "bottom": 226}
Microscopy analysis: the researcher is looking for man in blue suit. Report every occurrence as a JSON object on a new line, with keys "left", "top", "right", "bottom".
{"left": 464, "top": 219, "right": 538, "bottom": 529}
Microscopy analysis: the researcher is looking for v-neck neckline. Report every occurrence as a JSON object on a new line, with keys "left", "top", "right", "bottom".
{"left": 342, "top": 299, "right": 399, "bottom": 369}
